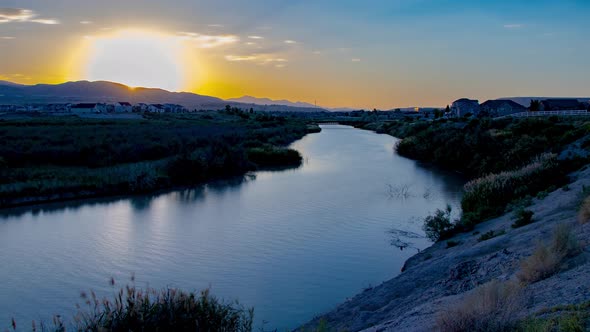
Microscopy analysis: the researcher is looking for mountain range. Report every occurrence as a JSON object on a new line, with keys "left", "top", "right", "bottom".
{"left": 0, "top": 80, "right": 329, "bottom": 113}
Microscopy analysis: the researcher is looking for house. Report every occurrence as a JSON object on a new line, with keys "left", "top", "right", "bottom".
{"left": 148, "top": 104, "right": 165, "bottom": 113}
{"left": 480, "top": 100, "right": 527, "bottom": 117}
{"left": 70, "top": 103, "right": 104, "bottom": 113}
{"left": 115, "top": 102, "right": 133, "bottom": 113}
{"left": 0, "top": 105, "right": 18, "bottom": 112}
{"left": 451, "top": 98, "right": 480, "bottom": 117}
{"left": 541, "top": 99, "right": 583, "bottom": 111}
{"left": 163, "top": 103, "right": 186, "bottom": 113}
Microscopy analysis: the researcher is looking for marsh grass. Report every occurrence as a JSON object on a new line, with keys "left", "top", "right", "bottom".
{"left": 12, "top": 278, "right": 253, "bottom": 332}
{"left": 461, "top": 154, "right": 560, "bottom": 227}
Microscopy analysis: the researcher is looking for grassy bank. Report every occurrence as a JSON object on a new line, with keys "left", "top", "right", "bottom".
{"left": 358, "top": 117, "right": 590, "bottom": 234}
{"left": 0, "top": 110, "right": 318, "bottom": 208}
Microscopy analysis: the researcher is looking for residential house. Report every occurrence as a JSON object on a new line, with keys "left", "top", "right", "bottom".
{"left": 148, "top": 104, "right": 165, "bottom": 113}
{"left": 0, "top": 105, "right": 17, "bottom": 112}
{"left": 451, "top": 98, "right": 480, "bottom": 117}
{"left": 115, "top": 102, "right": 133, "bottom": 113}
{"left": 480, "top": 100, "right": 527, "bottom": 117}
{"left": 541, "top": 99, "right": 584, "bottom": 111}
{"left": 70, "top": 103, "right": 105, "bottom": 113}
{"left": 163, "top": 103, "right": 186, "bottom": 113}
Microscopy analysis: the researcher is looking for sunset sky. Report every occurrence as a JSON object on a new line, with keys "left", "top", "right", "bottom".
{"left": 0, "top": 0, "right": 589, "bottom": 109}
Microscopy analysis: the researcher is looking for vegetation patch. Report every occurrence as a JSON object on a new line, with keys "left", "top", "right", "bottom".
{"left": 0, "top": 111, "right": 315, "bottom": 208}
{"left": 436, "top": 280, "right": 523, "bottom": 332}
{"left": 461, "top": 154, "right": 561, "bottom": 228}
{"left": 422, "top": 205, "right": 454, "bottom": 242}
{"left": 578, "top": 196, "right": 590, "bottom": 224}
{"left": 512, "top": 209, "right": 535, "bottom": 229}
{"left": 11, "top": 278, "right": 253, "bottom": 332}
{"left": 517, "top": 223, "right": 581, "bottom": 284}
{"left": 477, "top": 229, "right": 506, "bottom": 242}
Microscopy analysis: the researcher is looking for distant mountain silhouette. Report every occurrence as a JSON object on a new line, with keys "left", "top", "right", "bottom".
{"left": 0, "top": 80, "right": 224, "bottom": 109}
{"left": 0, "top": 80, "right": 327, "bottom": 112}
{"left": 227, "top": 95, "right": 321, "bottom": 109}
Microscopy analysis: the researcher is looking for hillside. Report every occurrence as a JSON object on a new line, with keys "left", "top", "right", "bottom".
{"left": 0, "top": 80, "right": 327, "bottom": 112}
{"left": 301, "top": 166, "right": 590, "bottom": 331}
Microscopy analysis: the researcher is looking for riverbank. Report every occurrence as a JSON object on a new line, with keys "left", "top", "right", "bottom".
{"left": 301, "top": 165, "right": 590, "bottom": 331}
{"left": 300, "top": 117, "right": 590, "bottom": 331}
{"left": 0, "top": 111, "right": 321, "bottom": 209}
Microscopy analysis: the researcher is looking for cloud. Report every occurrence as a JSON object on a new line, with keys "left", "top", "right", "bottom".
{"left": 351, "top": 58, "right": 361, "bottom": 62}
{"left": 80, "top": 20, "right": 92, "bottom": 25}
{"left": 208, "top": 24, "right": 224, "bottom": 28}
{"left": 225, "top": 53, "right": 288, "bottom": 66}
{"left": 1, "top": 36, "right": 15, "bottom": 40}
{"left": 248, "top": 35, "right": 264, "bottom": 39}
{"left": 179, "top": 32, "right": 239, "bottom": 48}
{"left": 0, "top": 8, "right": 59, "bottom": 24}
{"left": 503, "top": 24, "right": 523, "bottom": 29}
{"left": 284, "top": 40, "right": 297, "bottom": 44}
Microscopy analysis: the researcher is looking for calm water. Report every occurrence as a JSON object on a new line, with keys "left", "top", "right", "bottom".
{"left": 0, "top": 125, "right": 464, "bottom": 331}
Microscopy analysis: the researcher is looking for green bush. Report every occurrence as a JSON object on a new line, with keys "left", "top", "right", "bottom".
{"left": 461, "top": 154, "right": 561, "bottom": 227}
{"left": 247, "top": 146, "right": 302, "bottom": 168}
{"left": 477, "top": 229, "right": 506, "bottom": 242}
{"left": 423, "top": 205, "right": 454, "bottom": 242}
{"left": 512, "top": 209, "right": 535, "bottom": 228}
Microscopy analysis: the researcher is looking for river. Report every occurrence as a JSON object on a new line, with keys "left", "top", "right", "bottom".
{"left": 0, "top": 125, "right": 464, "bottom": 330}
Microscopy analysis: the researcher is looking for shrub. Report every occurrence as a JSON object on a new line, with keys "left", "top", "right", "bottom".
{"left": 446, "top": 240, "right": 461, "bottom": 248}
{"left": 512, "top": 209, "right": 535, "bottom": 228}
{"left": 518, "top": 223, "right": 580, "bottom": 284}
{"left": 247, "top": 146, "right": 302, "bottom": 168}
{"left": 75, "top": 282, "right": 253, "bottom": 332}
{"left": 461, "top": 154, "right": 560, "bottom": 227}
{"left": 423, "top": 205, "right": 454, "bottom": 242}
{"left": 477, "top": 230, "right": 506, "bottom": 242}
{"left": 436, "top": 280, "right": 523, "bottom": 332}
{"left": 578, "top": 196, "right": 590, "bottom": 224}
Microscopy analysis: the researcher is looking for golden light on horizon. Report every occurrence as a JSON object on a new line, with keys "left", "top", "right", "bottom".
{"left": 82, "top": 29, "right": 189, "bottom": 91}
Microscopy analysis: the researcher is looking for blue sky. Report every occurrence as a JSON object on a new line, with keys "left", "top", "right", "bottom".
{"left": 0, "top": 0, "right": 589, "bottom": 108}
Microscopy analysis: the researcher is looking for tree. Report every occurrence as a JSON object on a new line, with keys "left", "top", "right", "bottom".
{"left": 423, "top": 205, "right": 454, "bottom": 242}
{"left": 445, "top": 105, "right": 451, "bottom": 113}
{"left": 529, "top": 100, "right": 541, "bottom": 112}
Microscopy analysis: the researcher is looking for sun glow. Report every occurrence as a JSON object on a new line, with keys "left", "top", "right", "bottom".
{"left": 84, "top": 30, "right": 186, "bottom": 91}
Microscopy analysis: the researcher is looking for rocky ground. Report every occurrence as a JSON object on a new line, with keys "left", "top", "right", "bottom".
{"left": 301, "top": 166, "right": 590, "bottom": 331}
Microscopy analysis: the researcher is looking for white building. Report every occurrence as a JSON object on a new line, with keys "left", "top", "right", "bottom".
{"left": 115, "top": 102, "right": 133, "bottom": 113}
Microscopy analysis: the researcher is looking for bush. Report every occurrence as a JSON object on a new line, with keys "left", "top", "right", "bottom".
{"left": 477, "top": 230, "right": 506, "bottom": 242}
{"left": 423, "top": 205, "right": 454, "bottom": 242}
{"left": 436, "top": 280, "right": 523, "bottom": 332}
{"left": 13, "top": 279, "right": 254, "bottom": 332}
{"left": 517, "top": 223, "right": 580, "bottom": 284}
{"left": 461, "top": 154, "right": 560, "bottom": 227}
{"left": 578, "top": 196, "right": 590, "bottom": 224}
{"left": 446, "top": 240, "right": 461, "bottom": 248}
{"left": 247, "top": 146, "right": 302, "bottom": 168}
{"left": 512, "top": 209, "right": 535, "bottom": 228}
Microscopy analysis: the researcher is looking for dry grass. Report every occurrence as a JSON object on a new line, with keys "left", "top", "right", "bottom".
{"left": 518, "top": 223, "right": 580, "bottom": 284}
{"left": 437, "top": 280, "right": 523, "bottom": 332}
{"left": 578, "top": 196, "right": 590, "bottom": 224}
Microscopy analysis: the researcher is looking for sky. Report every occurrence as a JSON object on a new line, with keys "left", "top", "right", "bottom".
{"left": 0, "top": 0, "right": 589, "bottom": 109}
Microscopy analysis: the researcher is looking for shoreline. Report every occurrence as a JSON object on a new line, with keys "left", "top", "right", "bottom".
{"left": 299, "top": 165, "right": 590, "bottom": 331}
